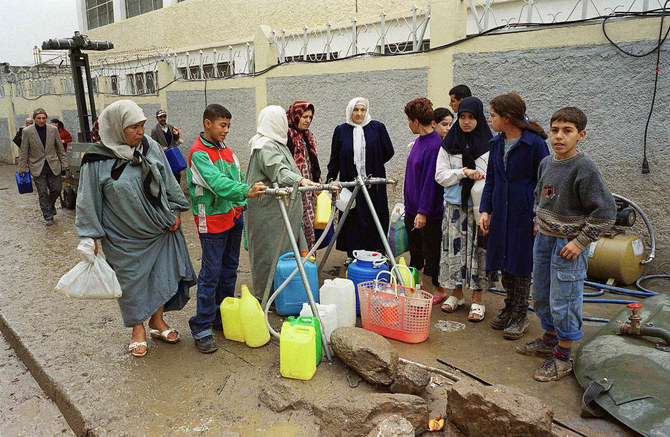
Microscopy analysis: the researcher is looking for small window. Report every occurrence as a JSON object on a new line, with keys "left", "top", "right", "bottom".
{"left": 126, "top": 0, "right": 163, "bottom": 18}
{"left": 86, "top": 0, "right": 114, "bottom": 30}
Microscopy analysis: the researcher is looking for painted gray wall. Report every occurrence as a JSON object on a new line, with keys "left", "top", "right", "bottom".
{"left": 166, "top": 88, "right": 257, "bottom": 167}
{"left": 266, "top": 68, "right": 428, "bottom": 205}
{"left": 14, "top": 114, "right": 29, "bottom": 132}
{"left": 0, "top": 118, "right": 11, "bottom": 164}
{"left": 62, "top": 110, "right": 81, "bottom": 142}
{"left": 454, "top": 42, "right": 670, "bottom": 274}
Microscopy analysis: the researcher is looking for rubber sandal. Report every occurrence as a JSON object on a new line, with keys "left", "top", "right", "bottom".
{"left": 441, "top": 295, "right": 465, "bottom": 313}
{"left": 432, "top": 294, "right": 446, "bottom": 305}
{"left": 468, "top": 304, "right": 486, "bottom": 322}
{"left": 128, "top": 341, "right": 148, "bottom": 357}
{"left": 149, "top": 327, "right": 179, "bottom": 344}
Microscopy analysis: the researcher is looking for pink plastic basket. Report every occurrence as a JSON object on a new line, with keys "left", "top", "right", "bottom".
{"left": 358, "top": 268, "right": 432, "bottom": 343}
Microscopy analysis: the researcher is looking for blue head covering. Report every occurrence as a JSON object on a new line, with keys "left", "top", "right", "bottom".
{"left": 441, "top": 96, "right": 492, "bottom": 208}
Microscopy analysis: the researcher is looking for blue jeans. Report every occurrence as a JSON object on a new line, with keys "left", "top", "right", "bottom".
{"left": 532, "top": 232, "right": 589, "bottom": 341}
{"left": 189, "top": 213, "right": 243, "bottom": 339}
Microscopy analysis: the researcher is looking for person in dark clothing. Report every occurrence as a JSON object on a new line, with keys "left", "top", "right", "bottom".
{"left": 12, "top": 118, "right": 33, "bottom": 150}
{"left": 326, "top": 97, "right": 395, "bottom": 261}
{"left": 150, "top": 109, "right": 185, "bottom": 182}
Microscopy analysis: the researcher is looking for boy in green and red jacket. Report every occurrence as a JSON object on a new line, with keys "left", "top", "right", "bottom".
{"left": 187, "top": 104, "right": 266, "bottom": 353}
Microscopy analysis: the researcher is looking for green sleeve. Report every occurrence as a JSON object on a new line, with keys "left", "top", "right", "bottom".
{"left": 191, "top": 150, "right": 249, "bottom": 202}
{"left": 259, "top": 142, "right": 303, "bottom": 186}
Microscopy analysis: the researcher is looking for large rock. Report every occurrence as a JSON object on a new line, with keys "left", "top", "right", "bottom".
{"left": 389, "top": 361, "right": 430, "bottom": 395}
{"left": 447, "top": 379, "right": 553, "bottom": 436}
{"left": 330, "top": 327, "right": 399, "bottom": 385}
{"left": 259, "top": 382, "right": 304, "bottom": 413}
{"left": 316, "top": 393, "right": 427, "bottom": 437}
{"left": 365, "top": 414, "right": 415, "bottom": 437}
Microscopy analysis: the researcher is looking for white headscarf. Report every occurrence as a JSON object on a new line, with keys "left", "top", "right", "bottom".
{"left": 98, "top": 100, "right": 147, "bottom": 160}
{"left": 249, "top": 105, "right": 289, "bottom": 152}
{"left": 345, "top": 97, "right": 372, "bottom": 176}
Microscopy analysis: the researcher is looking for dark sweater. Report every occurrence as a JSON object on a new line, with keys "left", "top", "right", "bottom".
{"left": 36, "top": 124, "right": 47, "bottom": 147}
{"left": 403, "top": 130, "right": 444, "bottom": 220}
{"left": 534, "top": 152, "right": 616, "bottom": 250}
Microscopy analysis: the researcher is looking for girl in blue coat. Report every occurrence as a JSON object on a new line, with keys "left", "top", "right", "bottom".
{"left": 479, "top": 93, "right": 549, "bottom": 340}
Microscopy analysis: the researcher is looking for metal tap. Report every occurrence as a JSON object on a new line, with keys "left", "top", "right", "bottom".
{"left": 619, "top": 303, "right": 643, "bottom": 336}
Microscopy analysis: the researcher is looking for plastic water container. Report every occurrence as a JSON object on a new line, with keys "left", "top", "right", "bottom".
{"left": 238, "top": 285, "right": 270, "bottom": 347}
{"left": 165, "top": 147, "right": 187, "bottom": 174}
{"left": 288, "top": 315, "right": 322, "bottom": 365}
{"left": 220, "top": 297, "right": 244, "bottom": 342}
{"left": 274, "top": 252, "right": 319, "bottom": 316}
{"left": 394, "top": 257, "right": 419, "bottom": 288}
{"left": 15, "top": 171, "right": 33, "bottom": 194}
{"left": 314, "top": 191, "right": 331, "bottom": 229}
{"left": 314, "top": 226, "right": 334, "bottom": 250}
{"left": 347, "top": 250, "right": 389, "bottom": 315}
{"left": 320, "top": 278, "right": 356, "bottom": 328}
{"left": 300, "top": 303, "right": 337, "bottom": 343}
{"left": 280, "top": 322, "right": 316, "bottom": 380}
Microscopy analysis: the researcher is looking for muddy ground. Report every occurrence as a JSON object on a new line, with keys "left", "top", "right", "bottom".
{"left": 0, "top": 162, "right": 635, "bottom": 436}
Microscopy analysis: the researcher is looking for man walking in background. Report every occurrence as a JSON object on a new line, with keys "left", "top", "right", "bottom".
{"left": 18, "top": 108, "right": 68, "bottom": 226}
{"left": 151, "top": 109, "right": 185, "bottom": 182}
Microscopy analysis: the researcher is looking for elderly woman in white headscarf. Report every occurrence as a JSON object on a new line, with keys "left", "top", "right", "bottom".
{"left": 326, "top": 97, "right": 395, "bottom": 260}
{"left": 75, "top": 100, "right": 196, "bottom": 357}
{"left": 246, "top": 105, "right": 319, "bottom": 299}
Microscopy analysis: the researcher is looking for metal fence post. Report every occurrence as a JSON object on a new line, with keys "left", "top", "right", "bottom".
{"left": 380, "top": 12, "right": 386, "bottom": 54}
{"left": 246, "top": 42, "right": 253, "bottom": 74}
{"left": 199, "top": 50, "right": 204, "bottom": 79}
{"left": 281, "top": 29, "right": 286, "bottom": 63}
{"left": 213, "top": 49, "right": 218, "bottom": 78}
{"left": 352, "top": 17, "right": 358, "bottom": 55}
{"left": 326, "top": 22, "right": 332, "bottom": 60}
{"left": 412, "top": 5, "right": 418, "bottom": 51}
{"left": 228, "top": 46, "right": 233, "bottom": 75}
{"left": 186, "top": 52, "right": 191, "bottom": 80}
{"left": 303, "top": 25, "right": 308, "bottom": 60}
{"left": 527, "top": 0, "right": 534, "bottom": 23}
{"left": 581, "top": 0, "right": 589, "bottom": 19}
{"left": 483, "top": 0, "right": 491, "bottom": 30}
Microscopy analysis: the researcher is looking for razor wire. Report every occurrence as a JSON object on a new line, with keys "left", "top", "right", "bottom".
{"left": 466, "top": 0, "right": 667, "bottom": 34}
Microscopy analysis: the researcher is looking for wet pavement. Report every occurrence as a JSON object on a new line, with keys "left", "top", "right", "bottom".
{"left": 0, "top": 162, "right": 634, "bottom": 436}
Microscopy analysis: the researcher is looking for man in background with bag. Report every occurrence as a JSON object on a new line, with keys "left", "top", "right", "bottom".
{"left": 151, "top": 109, "right": 185, "bottom": 182}
{"left": 18, "top": 108, "right": 68, "bottom": 226}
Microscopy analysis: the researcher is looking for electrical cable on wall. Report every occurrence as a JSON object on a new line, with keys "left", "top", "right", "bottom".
{"left": 602, "top": 1, "right": 670, "bottom": 174}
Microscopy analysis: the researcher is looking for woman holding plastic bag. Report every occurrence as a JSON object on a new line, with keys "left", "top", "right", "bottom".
{"left": 74, "top": 100, "right": 196, "bottom": 357}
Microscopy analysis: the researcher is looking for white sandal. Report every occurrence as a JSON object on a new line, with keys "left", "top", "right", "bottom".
{"left": 468, "top": 304, "right": 486, "bottom": 322}
{"left": 149, "top": 327, "right": 180, "bottom": 344}
{"left": 441, "top": 295, "right": 465, "bottom": 313}
{"left": 128, "top": 341, "right": 148, "bottom": 357}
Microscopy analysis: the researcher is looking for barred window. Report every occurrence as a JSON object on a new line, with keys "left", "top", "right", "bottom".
{"left": 86, "top": 0, "right": 114, "bottom": 30}
{"left": 126, "top": 0, "right": 163, "bottom": 18}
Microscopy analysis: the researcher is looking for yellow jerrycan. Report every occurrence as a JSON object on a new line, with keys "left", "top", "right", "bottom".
{"left": 239, "top": 285, "right": 270, "bottom": 347}
{"left": 314, "top": 191, "right": 331, "bottom": 230}
{"left": 280, "top": 322, "right": 317, "bottom": 380}
{"left": 220, "top": 297, "right": 245, "bottom": 342}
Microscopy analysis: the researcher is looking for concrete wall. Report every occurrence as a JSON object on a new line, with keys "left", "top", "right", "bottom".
{"left": 266, "top": 68, "right": 428, "bottom": 204}
{"left": 0, "top": 119, "right": 10, "bottom": 164}
{"left": 453, "top": 42, "right": 670, "bottom": 274}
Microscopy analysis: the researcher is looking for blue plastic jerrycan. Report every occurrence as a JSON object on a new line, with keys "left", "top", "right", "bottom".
{"left": 15, "top": 171, "right": 33, "bottom": 194}
{"left": 274, "top": 252, "right": 319, "bottom": 316}
{"left": 165, "top": 147, "right": 187, "bottom": 174}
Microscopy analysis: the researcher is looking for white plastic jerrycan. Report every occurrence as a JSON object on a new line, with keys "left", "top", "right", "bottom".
{"left": 320, "top": 278, "right": 356, "bottom": 328}
{"left": 300, "top": 303, "right": 338, "bottom": 343}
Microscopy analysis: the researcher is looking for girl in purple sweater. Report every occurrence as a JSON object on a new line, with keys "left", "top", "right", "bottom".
{"left": 403, "top": 98, "right": 446, "bottom": 302}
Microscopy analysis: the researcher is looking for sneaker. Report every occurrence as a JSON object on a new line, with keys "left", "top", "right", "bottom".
{"left": 194, "top": 335, "right": 218, "bottom": 354}
{"left": 490, "top": 306, "right": 513, "bottom": 330}
{"left": 516, "top": 337, "right": 555, "bottom": 357}
{"left": 534, "top": 355, "right": 573, "bottom": 382}
{"left": 503, "top": 311, "right": 529, "bottom": 340}
{"left": 45, "top": 218, "right": 54, "bottom": 226}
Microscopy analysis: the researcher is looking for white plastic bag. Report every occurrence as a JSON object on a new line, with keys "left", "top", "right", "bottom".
{"left": 55, "top": 238, "right": 122, "bottom": 299}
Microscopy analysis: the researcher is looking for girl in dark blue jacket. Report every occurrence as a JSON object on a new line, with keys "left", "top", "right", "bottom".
{"left": 479, "top": 93, "right": 549, "bottom": 340}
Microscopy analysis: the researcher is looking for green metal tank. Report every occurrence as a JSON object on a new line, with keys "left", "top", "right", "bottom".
{"left": 587, "top": 234, "right": 645, "bottom": 285}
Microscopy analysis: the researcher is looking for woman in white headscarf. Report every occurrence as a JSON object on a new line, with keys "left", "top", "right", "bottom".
{"left": 326, "top": 97, "right": 395, "bottom": 260}
{"left": 246, "top": 105, "right": 319, "bottom": 299}
{"left": 75, "top": 100, "right": 196, "bottom": 357}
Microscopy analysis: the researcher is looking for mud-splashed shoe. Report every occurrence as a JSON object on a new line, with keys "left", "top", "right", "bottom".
{"left": 491, "top": 306, "right": 513, "bottom": 330}
{"left": 534, "top": 355, "right": 573, "bottom": 382}
{"left": 194, "top": 335, "right": 218, "bottom": 354}
{"left": 503, "top": 311, "right": 529, "bottom": 340}
{"left": 516, "top": 337, "right": 555, "bottom": 357}
{"left": 45, "top": 218, "right": 54, "bottom": 226}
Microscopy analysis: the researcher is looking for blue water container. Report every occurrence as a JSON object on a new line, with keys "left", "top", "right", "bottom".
{"left": 274, "top": 252, "right": 319, "bottom": 316}
{"left": 314, "top": 226, "right": 334, "bottom": 250}
{"left": 165, "top": 147, "right": 187, "bottom": 174}
{"left": 347, "top": 250, "right": 389, "bottom": 315}
{"left": 15, "top": 171, "right": 33, "bottom": 194}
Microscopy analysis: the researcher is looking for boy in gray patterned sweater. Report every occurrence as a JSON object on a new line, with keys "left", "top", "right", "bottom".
{"left": 517, "top": 107, "right": 616, "bottom": 382}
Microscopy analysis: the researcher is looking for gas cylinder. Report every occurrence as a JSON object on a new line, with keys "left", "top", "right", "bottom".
{"left": 587, "top": 234, "right": 645, "bottom": 285}
{"left": 280, "top": 322, "right": 317, "bottom": 380}
{"left": 274, "top": 252, "right": 320, "bottom": 316}
{"left": 220, "top": 297, "right": 245, "bottom": 342}
{"left": 320, "top": 278, "right": 356, "bottom": 328}
{"left": 239, "top": 285, "right": 270, "bottom": 347}
{"left": 347, "top": 250, "right": 389, "bottom": 315}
